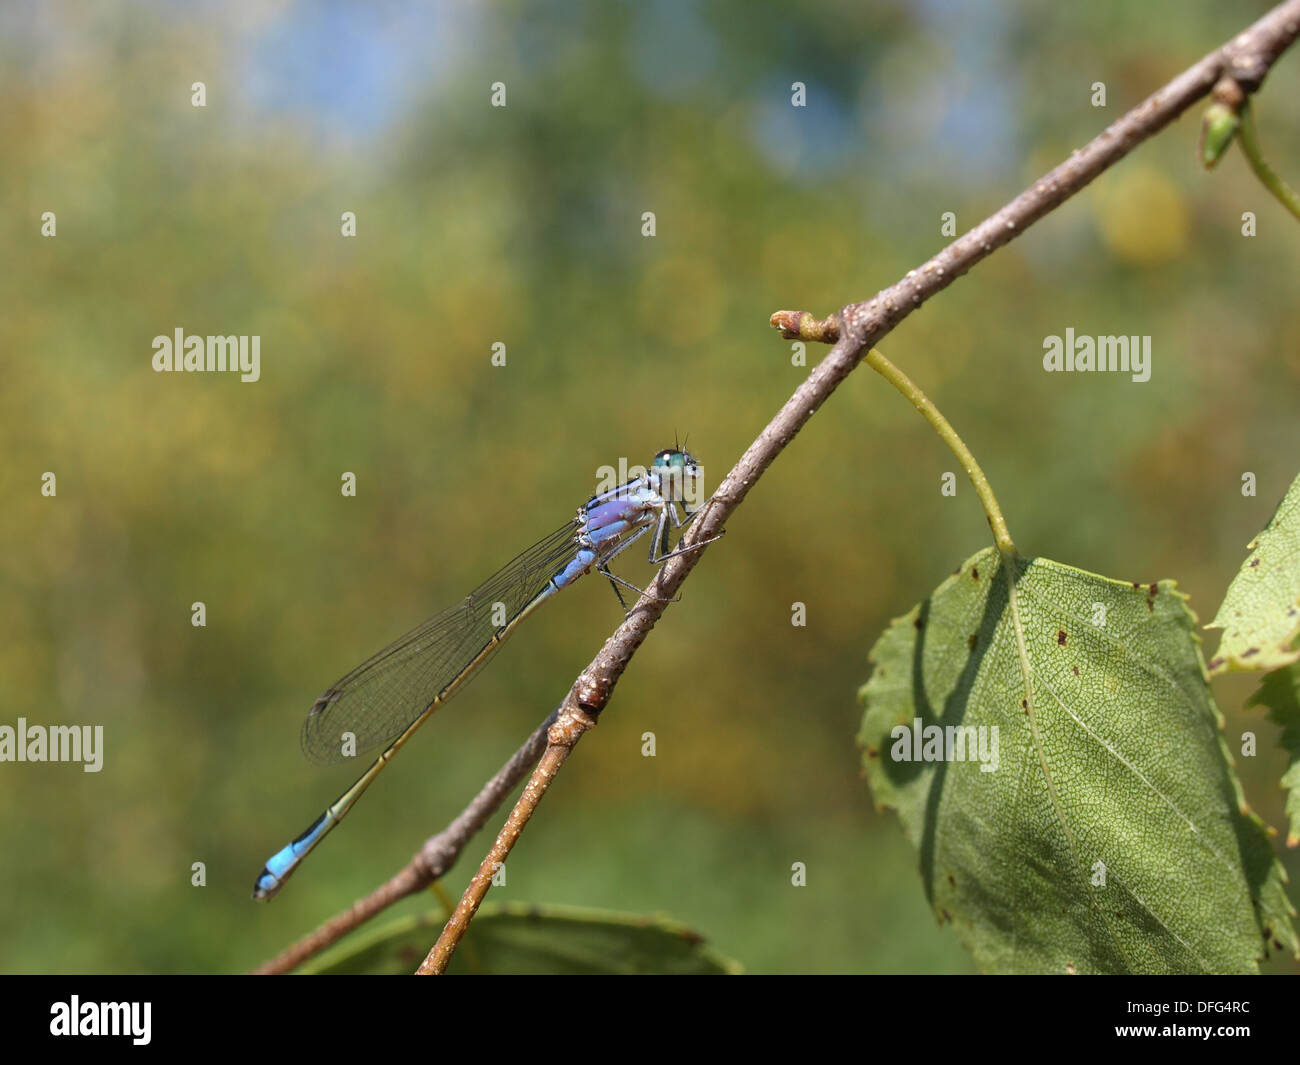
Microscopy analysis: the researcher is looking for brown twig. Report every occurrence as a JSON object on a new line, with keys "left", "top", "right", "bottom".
{"left": 772, "top": 3, "right": 1300, "bottom": 351}
{"left": 416, "top": 703, "right": 597, "bottom": 973}
{"left": 769, "top": 309, "right": 840, "bottom": 343}
{"left": 260, "top": 0, "right": 1300, "bottom": 975}
{"left": 524, "top": 0, "right": 1300, "bottom": 737}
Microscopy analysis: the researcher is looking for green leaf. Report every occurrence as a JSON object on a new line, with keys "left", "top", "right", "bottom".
{"left": 300, "top": 902, "right": 744, "bottom": 975}
{"left": 858, "top": 547, "right": 1297, "bottom": 973}
{"left": 1247, "top": 663, "right": 1300, "bottom": 848}
{"left": 1207, "top": 472, "right": 1300, "bottom": 675}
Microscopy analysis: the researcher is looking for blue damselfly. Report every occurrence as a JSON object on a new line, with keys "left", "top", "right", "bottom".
{"left": 253, "top": 448, "right": 712, "bottom": 899}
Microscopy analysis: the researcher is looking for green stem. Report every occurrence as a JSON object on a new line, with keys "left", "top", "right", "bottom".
{"left": 1238, "top": 100, "right": 1300, "bottom": 222}
{"left": 863, "top": 347, "right": 1017, "bottom": 559}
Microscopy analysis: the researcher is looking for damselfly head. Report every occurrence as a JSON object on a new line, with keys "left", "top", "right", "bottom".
{"left": 652, "top": 447, "right": 704, "bottom": 507}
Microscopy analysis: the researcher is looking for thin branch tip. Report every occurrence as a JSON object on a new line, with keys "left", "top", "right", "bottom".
{"left": 769, "top": 309, "right": 841, "bottom": 343}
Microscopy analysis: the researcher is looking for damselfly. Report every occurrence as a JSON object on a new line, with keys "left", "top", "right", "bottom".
{"left": 253, "top": 448, "right": 713, "bottom": 900}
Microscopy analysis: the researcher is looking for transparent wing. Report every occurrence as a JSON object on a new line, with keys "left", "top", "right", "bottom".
{"left": 300, "top": 520, "right": 581, "bottom": 766}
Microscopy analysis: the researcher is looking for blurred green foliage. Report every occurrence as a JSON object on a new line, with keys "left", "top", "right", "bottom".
{"left": 1, "top": 1, "right": 1298, "bottom": 973}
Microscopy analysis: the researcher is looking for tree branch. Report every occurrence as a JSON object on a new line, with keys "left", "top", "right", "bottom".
{"left": 774, "top": 0, "right": 1300, "bottom": 348}
{"left": 416, "top": 704, "right": 596, "bottom": 973}
{"left": 522, "top": 0, "right": 1300, "bottom": 778}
